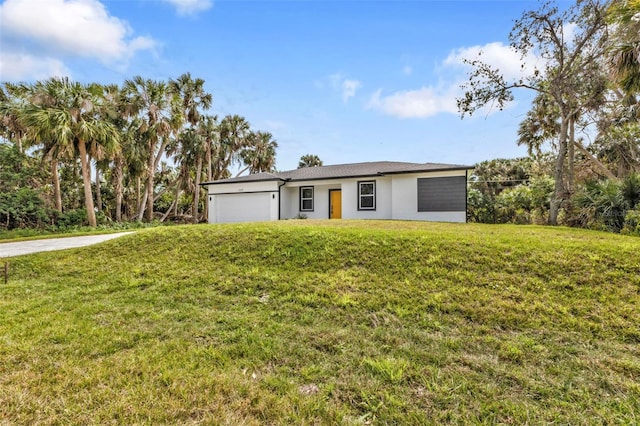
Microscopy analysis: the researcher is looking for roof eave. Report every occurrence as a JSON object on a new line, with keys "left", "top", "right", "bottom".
{"left": 382, "top": 165, "right": 474, "bottom": 175}
{"left": 284, "top": 166, "right": 473, "bottom": 182}
{"left": 200, "top": 177, "right": 286, "bottom": 186}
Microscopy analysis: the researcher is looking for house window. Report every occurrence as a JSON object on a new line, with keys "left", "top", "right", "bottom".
{"left": 358, "top": 181, "right": 376, "bottom": 210}
{"left": 300, "top": 186, "right": 314, "bottom": 211}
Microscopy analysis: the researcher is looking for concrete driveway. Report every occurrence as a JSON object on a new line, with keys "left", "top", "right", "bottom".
{"left": 0, "top": 232, "right": 134, "bottom": 258}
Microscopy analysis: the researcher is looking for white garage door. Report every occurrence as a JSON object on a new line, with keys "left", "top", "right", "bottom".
{"left": 213, "top": 192, "right": 273, "bottom": 223}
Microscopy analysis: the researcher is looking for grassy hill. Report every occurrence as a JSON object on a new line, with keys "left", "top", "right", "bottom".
{"left": 1, "top": 220, "right": 639, "bottom": 424}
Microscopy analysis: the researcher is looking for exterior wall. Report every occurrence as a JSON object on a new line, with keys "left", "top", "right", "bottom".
{"left": 207, "top": 180, "right": 280, "bottom": 195}
{"left": 280, "top": 186, "right": 297, "bottom": 219}
{"left": 206, "top": 169, "right": 467, "bottom": 224}
{"left": 206, "top": 180, "right": 281, "bottom": 223}
{"left": 280, "top": 181, "right": 341, "bottom": 219}
{"left": 391, "top": 170, "right": 467, "bottom": 222}
{"left": 341, "top": 177, "right": 392, "bottom": 220}
{"left": 281, "top": 178, "right": 393, "bottom": 220}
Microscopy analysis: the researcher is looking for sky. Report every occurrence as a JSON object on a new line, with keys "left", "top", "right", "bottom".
{"left": 0, "top": 0, "right": 553, "bottom": 171}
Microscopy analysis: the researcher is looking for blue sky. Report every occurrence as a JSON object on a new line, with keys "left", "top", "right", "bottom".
{"left": 0, "top": 0, "right": 548, "bottom": 171}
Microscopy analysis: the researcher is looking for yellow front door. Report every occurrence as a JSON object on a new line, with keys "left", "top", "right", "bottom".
{"left": 330, "top": 190, "right": 342, "bottom": 219}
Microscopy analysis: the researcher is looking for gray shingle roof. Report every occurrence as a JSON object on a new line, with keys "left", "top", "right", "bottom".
{"left": 201, "top": 161, "right": 472, "bottom": 185}
{"left": 203, "top": 172, "right": 282, "bottom": 184}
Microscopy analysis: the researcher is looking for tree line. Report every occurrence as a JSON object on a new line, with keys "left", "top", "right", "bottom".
{"left": 0, "top": 73, "right": 278, "bottom": 229}
{"left": 462, "top": 0, "right": 640, "bottom": 235}
{"left": 467, "top": 156, "right": 640, "bottom": 234}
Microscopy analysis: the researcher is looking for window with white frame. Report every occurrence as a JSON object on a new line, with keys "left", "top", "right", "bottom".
{"left": 358, "top": 181, "right": 376, "bottom": 210}
{"left": 300, "top": 186, "right": 314, "bottom": 211}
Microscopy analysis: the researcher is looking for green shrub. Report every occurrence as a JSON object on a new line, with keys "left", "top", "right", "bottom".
{"left": 0, "top": 143, "right": 52, "bottom": 230}
{"left": 467, "top": 187, "right": 496, "bottom": 223}
{"left": 621, "top": 174, "right": 640, "bottom": 209}
{"left": 621, "top": 208, "right": 640, "bottom": 236}
{"left": 574, "top": 180, "right": 628, "bottom": 232}
{"left": 495, "top": 185, "right": 533, "bottom": 224}
{"left": 467, "top": 172, "right": 553, "bottom": 225}
{"left": 0, "top": 188, "right": 52, "bottom": 230}
{"left": 55, "top": 209, "right": 89, "bottom": 228}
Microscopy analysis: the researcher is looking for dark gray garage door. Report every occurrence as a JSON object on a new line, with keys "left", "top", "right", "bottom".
{"left": 417, "top": 176, "right": 466, "bottom": 212}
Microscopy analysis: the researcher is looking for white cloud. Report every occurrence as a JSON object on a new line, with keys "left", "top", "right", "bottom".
{"left": 444, "top": 41, "right": 541, "bottom": 81}
{"left": 163, "top": 0, "right": 213, "bottom": 16}
{"left": 327, "top": 73, "right": 362, "bottom": 103}
{"left": 368, "top": 41, "right": 541, "bottom": 119}
{"left": 366, "top": 86, "right": 458, "bottom": 119}
{"left": 0, "top": 0, "right": 156, "bottom": 80}
{"left": 341, "top": 79, "right": 362, "bottom": 102}
{"left": 563, "top": 22, "right": 578, "bottom": 45}
{"left": 0, "top": 52, "right": 70, "bottom": 81}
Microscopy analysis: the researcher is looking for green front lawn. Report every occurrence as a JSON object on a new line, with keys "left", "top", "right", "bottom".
{"left": 1, "top": 221, "right": 639, "bottom": 424}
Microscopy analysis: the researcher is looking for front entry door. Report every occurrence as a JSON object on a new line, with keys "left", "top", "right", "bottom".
{"left": 329, "top": 190, "right": 342, "bottom": 219}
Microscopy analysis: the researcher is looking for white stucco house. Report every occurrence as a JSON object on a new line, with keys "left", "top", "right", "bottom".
{"left": 202, "top": 161, "right": 472, "bottom": 224}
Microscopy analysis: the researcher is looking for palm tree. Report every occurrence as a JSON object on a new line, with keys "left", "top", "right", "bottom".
{"left": 18, "top": 78, "right": 120, "bottom": 227}
{"left": 123, "top": 76, "right": 180, "bottom": 222}
{"left": 200, "top": 114, "right": 218, "bottom": 182}
{"left": 0, "top": 83, "right": 29, "bottom": 154}
{"left": 166, "top": 127, "right": 196, "bottom": 220}
{"left": 199, "top": 114, "right": 218, "bottom": 221}
{"left": 101, "top": 83, "right": 128, "bottom": 221}
{"left": 608, "top": 0, "right": 640, "bottom": 98}
{"left": 214, "top": 115, "right": 250, "bottom": 179}
{"left": 237, "top": 131, "right": 278, "bottom": 176}
{"left": 1, "top": 82, "right": 70, "bottom": 213}
{"left": 32, "top": 80, "right": 77, "bottom": 214}
{"left": 298, "top": 154, "right": 323, "bottom": 168}
{"left": 184, "top": 127, "right": 206, "bottom": 222}
{"left": 169, "top": 72, "right": 212, "bottom": 127}
{"left": 169, "top": 73, "right": 213, "bottom": 223}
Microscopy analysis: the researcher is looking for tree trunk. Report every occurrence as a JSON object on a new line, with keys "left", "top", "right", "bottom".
{"left": 114, "top": 156, "right": 124, "bottom": 222}
{"left": 204, "top": 142, "right": 212, "bottom": 220}
{"left": 51, "top": 158, "right": 62, "bottom": 213}
{"left": 173, "top": 184, "right": 181, "bottom": 216}
{"left": 206, "top": 142, "right": 212, "bottom": 181}
{"left": 193, "top": 156, "right": 203, "bottom": 223}
{"left": 549, "top": 116, "right": 570, "bottom": 226}
{"left": 144, "top": 137, "right": 170, "bottom": 222}
{"left": 145, "top": 140, "right": 155, "bottom": 222}
{"left": 95, "top": 167, "right": 102, "bottom": 212}
{"left": 137, "top": 190, "right": 149, "bottom": 222}
{"left": 77, "top": 141, "right": 97, "bottom": 227}
{"left": 572, "top": 141, "right": 617, "bottom": 180}
{"left": 235, "top": 165, "right": 250, "bottom": 178}
{"left": 160, "top": 198, "right": 177, "bottom": 222}
{"left": 136, "top": 176, "right": 141, "bottom": 216}
{"left": 71, "top": 162, "right": 81, "bottom": 209}
{"left": 154, "top": 138, "right": 170, "bottom": 171}
{"left": 568, "top": 118, "right": 575, "bottom": 195}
